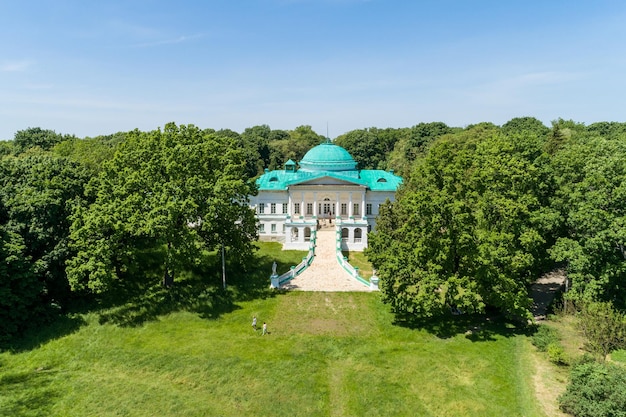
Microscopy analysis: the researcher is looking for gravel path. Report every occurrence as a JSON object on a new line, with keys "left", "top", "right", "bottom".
{"left": 281, "top": 228, "right": 371, "bottom": 292}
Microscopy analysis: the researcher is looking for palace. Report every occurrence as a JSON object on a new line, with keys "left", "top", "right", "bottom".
{"left": 251, "top": 141, "right": 402, "bottom": 251}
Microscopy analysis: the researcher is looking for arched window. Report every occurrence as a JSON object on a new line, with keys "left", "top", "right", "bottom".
{"left": 377, "top": 178, "right": 387, "bottom": 183}
{"left": 341, "top": 228, "right": 349, "bottom": 241}
{"left": 304, "top": 227, "right": 312, "bottom": 241}
{"left": 354, "top": 228, "right": 362, "bottom": 242}
{"left": 269, "top": 176, "right": 278, "bottom": 182}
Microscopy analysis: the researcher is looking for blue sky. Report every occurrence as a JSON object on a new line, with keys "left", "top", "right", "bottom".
{"left": 2, "top": 0, "right": 626, "bottom": 140}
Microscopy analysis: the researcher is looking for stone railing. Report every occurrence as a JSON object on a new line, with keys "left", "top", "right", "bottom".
{"left": 334, "top": 228, "right": 375, "bottom": 289}
{"left": 271, "top": 230, "right": 317, "bottom": 288}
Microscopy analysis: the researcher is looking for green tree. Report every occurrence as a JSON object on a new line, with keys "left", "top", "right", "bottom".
{"left": 0, "top": 152, "right": 89, "bottom": 305}
{"left": 13, "top": 127, "right": 70, "bottom": 153}
{"left": 550, "top": 134, "right": 626, "bottom": 307}
{"left": 0, "top": 225, "right": 39, "bottom": 343}
{"left": 501, "top": 116, "right": 549, "bottom": 138}
{"left": 67, "top": 123, "right": 257, "bottom": 293}
{"left": 367, "top": 128, "right": 551, "bottom": 320}
{"left": 334, "top": 127, "right": 399, "bottom": 170}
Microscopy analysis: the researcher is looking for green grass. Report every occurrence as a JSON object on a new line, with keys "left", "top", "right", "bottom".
{"left": 611, "top": 349, "right": 626, "bottom": 363}
{"left": 341, "top": 250, "right": 374, "bottom": 278}
{"left": 0, "top": 244, "right": 546, "bottom": 417}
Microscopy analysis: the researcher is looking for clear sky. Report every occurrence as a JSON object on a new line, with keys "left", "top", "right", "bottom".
{"left": 2, "top": 0, "right": 626, "bottom": 140}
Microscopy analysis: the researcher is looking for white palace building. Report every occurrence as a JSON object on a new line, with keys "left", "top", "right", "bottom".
{"left": 251, "top": 141, "right": 403, "bottom": 251}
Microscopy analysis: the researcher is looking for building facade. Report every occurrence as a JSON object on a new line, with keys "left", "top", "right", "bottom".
{"left": 251, "top": 141, "right": 403, "bottom": 251}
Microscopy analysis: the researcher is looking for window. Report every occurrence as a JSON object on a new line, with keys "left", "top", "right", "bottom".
{"left": 353, "top": 203, "right": 360, "bottom": 216}
{"left": 306, "top": 203, "right": 313, "bottom": 215}
{"left": 271, "top": 224, "right": 276, "bottom": 234}
{"left": 366, "top": 203, "right": 372, "bottom": 215}
{"left": 258, "top": 203, "right": 265, "bottom": 214}
{"left": 294, "top": 203, "right": 300, "bottom": 214}
{"left": 282, "top": 224, "right": 286, "bottom": 233}
{"left": 282, "top": 203, "right": 288, "bottom": 214}
{"left": 259, "top": 224, "right": 265, "bottom": 233}
{"left": 270, "top": 203, "right": 276, "bottom": 214}
{"left": 341, "top": 203, "right": 347, "bottom": 215}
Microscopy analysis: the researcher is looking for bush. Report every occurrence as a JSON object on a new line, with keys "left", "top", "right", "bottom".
{"left": 578, "top": 302, "right": 626, "bottom": 358}
{"left": 547, "top": 342, "right": 568, "bottom": 365}
{"left": 559, "top": 361, "right": 626, "bottom": 417}
{"left": 531, "top": 324, "right": 560, "bottom": 352}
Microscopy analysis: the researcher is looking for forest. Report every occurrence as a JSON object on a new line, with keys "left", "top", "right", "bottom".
{"left": 1, "top": 118, "right": 626, "bottom": 341}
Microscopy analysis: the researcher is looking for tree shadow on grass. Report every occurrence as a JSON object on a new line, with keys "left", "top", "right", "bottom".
{"left": 2, "top": 313, "right": 87, "bottom": 352}
{"left": 393, "top": 312, "right": 532, "bottom": 342}
{"left": 97, "top": 249, "right": 283, "bottom": 327}
{"left": 0, "top": 368, "right": 60, "bottom": 415}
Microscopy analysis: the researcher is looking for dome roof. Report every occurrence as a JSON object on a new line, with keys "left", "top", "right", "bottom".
{"left": 299, "top": 142, "right": 357, "bottom": 172}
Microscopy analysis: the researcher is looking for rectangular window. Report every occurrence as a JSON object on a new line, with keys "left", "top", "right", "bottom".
{"left": 258, "top": 203, "right": 265, "bottom": 214}
{"left": 282, "top": 203, "right": 288, "bottom": 214}
{"left": 366, "top": 203, "right": 372, "bottom": 215}
{"left": 294, "top": 203, "right": 300, "bottom": 214}
{"left": 341, "top": 203, "right": 347, "bottom": 215}
{"left": 306, "top": 203, "right": 313, "bottom": 215}
{"left": 271, "top": 224, "right": 276, "bottom": 234}
{"left": 353, "top": 203, "right": 360, "bottom": 216}
{"left": 259, "top": 224, "right": 265, "bottom": 233}
{"left": 270, "top": 203, "right": 276, "bottom": 214}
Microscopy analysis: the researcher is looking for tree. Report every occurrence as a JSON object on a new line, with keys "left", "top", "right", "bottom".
{"left": 67, "top": 123, "right": 257, "bottom": 293}
{"left": 0, "top": 152, "right": 89, "bottom": 305}
{"left": 334, "top": 127, "right": 401, "bottom": 170}
{"left": 367, "top": 129, "right": 552, "bottom": 320}
{"left": 0, "top": 225, "right": 39, "bottom": 343}
{"left": 501, "top": 116, "right": 549, "bottom": 138}
{"left": 549, "top": 133, "right": 626, "bottom": 307}
{"left": 13, "top": 127, "right": 69, "bottom": 153}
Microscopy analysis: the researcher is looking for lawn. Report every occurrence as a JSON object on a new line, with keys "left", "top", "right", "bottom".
{"left": 0, "top": 244, "right": 546, "bottom": 417}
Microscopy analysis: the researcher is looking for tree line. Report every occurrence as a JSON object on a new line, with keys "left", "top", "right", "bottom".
{"left": 1, "top": 118, "right": 626, "bottom": 344}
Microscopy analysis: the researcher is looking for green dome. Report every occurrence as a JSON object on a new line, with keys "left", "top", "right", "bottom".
{"left": 299, "top": 142, "right": 357, "bottom": 172}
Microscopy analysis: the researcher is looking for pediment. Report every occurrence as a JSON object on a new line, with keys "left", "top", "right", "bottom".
{"left": 290, "top": 175, "right": 363, "bottom": 187}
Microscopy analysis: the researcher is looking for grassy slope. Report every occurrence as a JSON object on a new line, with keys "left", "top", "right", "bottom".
{"left": 0, "top": 243, "right": 545, "bottom": 417}
{"left": 1, "top": 293, "right": 544, "bottom": 417}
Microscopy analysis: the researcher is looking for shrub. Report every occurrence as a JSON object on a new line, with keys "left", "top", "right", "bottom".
{"left": 578, "top": 302, "right": 626, "bottom": 358}
{"left": 531, "top": 324, "right": 560, "bottom": 352}
{"left": 547, "top": 342, "right": 568, "bottom": 365}
{"left": 559, "top": 361, "right": 626, "bottom": 417}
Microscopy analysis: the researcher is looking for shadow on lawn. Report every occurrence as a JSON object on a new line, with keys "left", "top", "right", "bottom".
{"left": 393, "top": 312, "right": 532, "bottom": 341}
{"left": 97, "top": 249, "right": 281, "bottom": 327}
{"left": 0, "top": 368, "right": 60, "bottom": 415}
{"left": 3, "top": 313, "right": 87, "bottom": 352}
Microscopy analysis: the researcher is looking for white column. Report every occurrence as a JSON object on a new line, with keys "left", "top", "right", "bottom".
{"left": 361, "top": 190, "right": 366, "bottom": 219}
{"left": 313, "top": 192, "right": 318, "bottom": 217}
{"left": 349, "top": 192, "right": 353, "bottom": 217}
{"left": 288, "top": 192, "right": 292, "bottom": 216}
{"left": 335, "top": 192, "right": 339, "bottom": 216}
{"left": 301, "top": 192, "right": 305, "bottom": 218}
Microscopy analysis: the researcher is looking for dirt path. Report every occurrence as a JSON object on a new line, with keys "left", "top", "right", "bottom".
{"left": 531, "top": 269, "right": 566, "bottom": 320}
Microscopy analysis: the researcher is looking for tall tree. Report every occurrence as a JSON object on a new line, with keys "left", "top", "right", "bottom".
{"left": 13, "top": 127, "right": 70, "bottom": 154}
{"left": 367, "top": 128, "right": 551, "bottom": 320}
{"left": 67, "top": 123, "right": 257, "bottom": 293}
{"left": 550, "top": 133, "right": 626, "bottom": 307}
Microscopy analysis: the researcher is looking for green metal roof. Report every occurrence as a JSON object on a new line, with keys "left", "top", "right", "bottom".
{"left": 256, "top": 168, "right": 402, "bottom": 191}
{"left": 299, "top": 142, "right": 357, "bottom": 172}
{"left": 257, "top": 145, "right": 402, "bottom": 192}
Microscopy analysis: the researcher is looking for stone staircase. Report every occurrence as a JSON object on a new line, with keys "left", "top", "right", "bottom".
{"left": 281, "top": 228, "right": 370, "bottom": 291}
